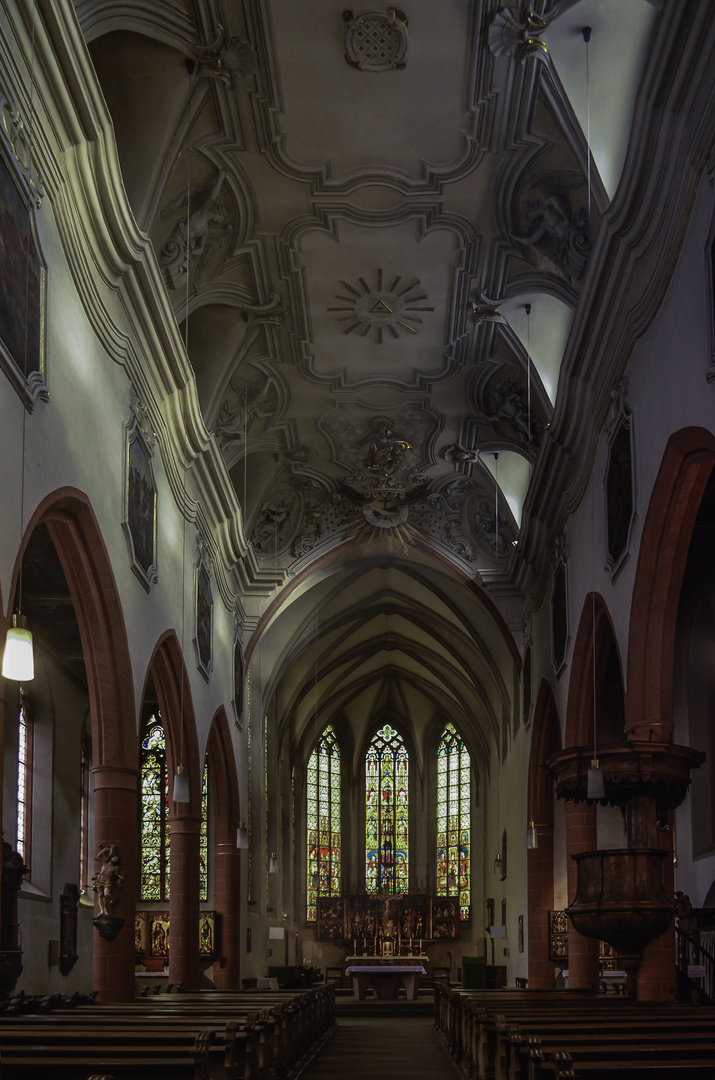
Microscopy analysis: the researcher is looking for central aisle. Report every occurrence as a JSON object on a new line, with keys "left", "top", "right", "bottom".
{"left": 301, "top": 1015, "right": 461, "bottom": 1080}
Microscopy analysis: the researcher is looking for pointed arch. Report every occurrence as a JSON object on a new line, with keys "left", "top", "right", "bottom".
{"left": 13, "top": 489, "right": 137, "bottom": 1002}
{"left": 206, "top": 706, "right": 241, "bottom": 989}
{"left": 527, "top": 680, "right": 562, "bottom": 989}
{"left": 144, "top": 631, "right": 201, "bottom": 990}
{"left": 627, "top": 427, "right": 715, "bottom": 741}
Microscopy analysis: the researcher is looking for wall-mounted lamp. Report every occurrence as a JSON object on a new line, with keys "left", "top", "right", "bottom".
{"left": 526, "top": 821, "right": 539, "bottom": 850}
{"left": 236, "top": 821, "right": 248, "bottom": 849}
{"left": 2, "top": 615, "right": 34, "bottom": 681}
{"left": 173, "top": 763, "right": 190, "bottom": 803}
{"left": 493, "top": 853, "right": 503, "bottom": 875}
{"left": 269, "top": 852, "right": 278, "bottom": 874}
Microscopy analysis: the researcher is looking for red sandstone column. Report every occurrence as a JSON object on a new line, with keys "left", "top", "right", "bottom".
{"left": 527, "top": 827, "right": 555, "bottom": 988}
{"left": 565, "top": 800, "right": 599, "bottom": 989}
{"left": 637, "top": 813, "right": 676, "bottom": 1001}
{"left": 213, "top": 842, "right": 241, "bottom": 989}
{"left": 169, "top": 812, "right": 201, "bottom": 990}
{"left": 92, "top": 765, "right": 138, "bottom": 1002}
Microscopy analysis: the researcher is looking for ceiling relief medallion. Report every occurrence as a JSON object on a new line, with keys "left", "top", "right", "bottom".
{"left": 328, "top": 270, "right": 433, "bottom": 343}
{"left": 343, "top": 9, "right": 409, "bottom": 72}
{"left": 512, "top": 170, "right": 592, "bottom": 284}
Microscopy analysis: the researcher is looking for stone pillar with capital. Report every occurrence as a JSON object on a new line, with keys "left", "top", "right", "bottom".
{"left": 169, "top": 812, "right": 201, "bottom": 990}
{"left": 213, "top": 841, "right": 241, "bottom": 989}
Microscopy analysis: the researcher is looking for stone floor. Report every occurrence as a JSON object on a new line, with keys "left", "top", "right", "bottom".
{"left": 300, "top": 1015, "right": 461, "bottom": 1080}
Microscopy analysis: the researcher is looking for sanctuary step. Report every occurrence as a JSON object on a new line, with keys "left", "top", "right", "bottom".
{"left": 335, "top": 989, "right": 434, "bottom": 1018}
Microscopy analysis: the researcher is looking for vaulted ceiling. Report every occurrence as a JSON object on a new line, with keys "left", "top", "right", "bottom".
{"left": 75, "top": 0, "right": 659, "bottom": 763}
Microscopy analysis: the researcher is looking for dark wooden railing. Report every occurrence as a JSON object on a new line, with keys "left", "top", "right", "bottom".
{"left": 676, "top": 925, "right": 715, "bottom": 1002}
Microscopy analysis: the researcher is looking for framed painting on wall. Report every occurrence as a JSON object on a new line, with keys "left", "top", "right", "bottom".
{"left": 122, "top": 394, "right": 158, "bottom": 591}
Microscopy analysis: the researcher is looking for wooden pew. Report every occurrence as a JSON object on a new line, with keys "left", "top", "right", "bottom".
{"left": 0, "top": 984, "right": 335, "bottom": 1080}
{"left": 433, "top": 985, "right": 715, "bottom": 1080}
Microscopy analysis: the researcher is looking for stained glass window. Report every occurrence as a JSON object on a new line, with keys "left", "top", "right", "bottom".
{"left": 140, "top": 717, "right": 171, "bottom": 901}
{"left": 366, "top": 724, "right": 408, "bottom": 894}
{"left": 307, "top": 725, "right": 341, "bottom": 921}
{"left": 199, "top": 759, "right": 208, "bottom": 902}
{"left": 436, "top": 722, "right": 470, "bottom": 920}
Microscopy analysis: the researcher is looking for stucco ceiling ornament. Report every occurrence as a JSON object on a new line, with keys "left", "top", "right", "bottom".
{"left": 485, "top": 373, "right": 541, "bottom": 449}
{"left": 159, "top": 170, "right": 229, "bottom": 292}
{"left": 445, "top": 444, "right": 480, "bottom": 466}
{"left": 424, "top": 478, "right": 512, "bottom": 562}
{"left": 512, "top": 170, "right": 592, "bottom": 284}
{"left": 215, "top": 371, "right": 279, "bottom": 449}
{"left": 469, "top": 295, "right": 505, "bottom": 325}
{"left": 488, "top": 7, "right": 548, "bottom": 63}
{"left": 329, "top": 270, "right": 433, "bottom": 343}
{"left": 343, "top": 9, "right": 409, "bottom": 72}
{"left": 191, "top": 25, "right": 258, "bottom": 85}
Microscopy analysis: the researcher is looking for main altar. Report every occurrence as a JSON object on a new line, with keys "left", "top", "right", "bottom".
{"left": 316, "top": 893, "right": 465, "bottom": 948}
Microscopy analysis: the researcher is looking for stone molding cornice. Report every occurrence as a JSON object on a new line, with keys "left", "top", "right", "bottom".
{"left": 513, "top": 2, "right": 715, "bottom": 610}
{"left": 2, "top": 0, "right": 254, "bottom": 609}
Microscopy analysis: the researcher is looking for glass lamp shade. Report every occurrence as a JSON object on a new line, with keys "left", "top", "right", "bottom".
{"left": 269, "top": 852, "right": 279, "bottom": 874}
{"left": 526, "top": 822, "right": 538, "bottom": 850}
{"left": 2, "top": 616, "right": 34, "bottom": 681}
{"left": 493, "top": 854, "right": 503, "bottom": 875}
{"left": 173, "top": 764, "right": 190, "bottom": 803}
{"left": 587, "top": 760, "right": 605, "bottom": 800}
{"left": 236, "top": 821, "right": 248, "bottom": 849}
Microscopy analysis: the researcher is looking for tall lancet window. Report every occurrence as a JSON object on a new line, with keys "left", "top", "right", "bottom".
{"left": 199, "top": 758, "right": 209, "bottom": 902}
{"left": 307, "top": 725, "right": 341, "bottom": 920}
{"left": 436, "top": 722, "right": 471, "bottom": 920}
{"left": 366, "top": 724, "right": 408, "bottom": 894}
{"left": 140, "top": 717, "right": 171, "bottom": 901}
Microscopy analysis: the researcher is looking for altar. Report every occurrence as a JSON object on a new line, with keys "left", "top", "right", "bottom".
{"left": 345, "top": 956, "right": 427, "bottom": 1000}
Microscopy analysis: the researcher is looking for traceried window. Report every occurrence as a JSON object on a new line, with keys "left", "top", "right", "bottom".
{"left": 366, "top": 724, "right": 408, "bottom": 894}
{"left": 307, "top": 725, "right": 341, "bottom": 921}
{"left": 436, "top": 722, "right": 471, "bottom": 921}
{"left": 16, "top": 688, "right": 32, "bottom": 866}
{"left": 140, "top": 717, "right": 171, "bottom": 900}
{"left": 140, "top": 718, "right": 210, "bottom": 902}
